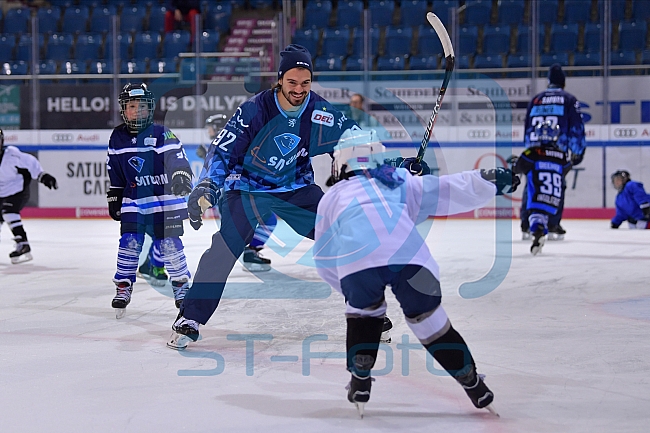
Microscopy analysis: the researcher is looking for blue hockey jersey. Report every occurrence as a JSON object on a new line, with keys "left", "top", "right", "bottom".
{"left": 524, "top": 87, "right": 586, "bottom": 158}
{"left": 612, "top": 181, "right": 650, "bottom": 226}
{"left": 198, "top": 89, "right": 359, "bottom": 193}
{"left": 514, "top": 145, "right": 572, "bottom": 215}
{"left": 107, "top": 123, "right": 190, "bottom": 226}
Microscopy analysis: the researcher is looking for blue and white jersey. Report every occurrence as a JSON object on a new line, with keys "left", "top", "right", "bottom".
{"left": 612, "top": 181, "right": 650, "bottom": 226}
{"left": 198, "top": 89, "right": 359, "bottom": 193}
{"left": 107, "top": 123, "right": 190, "bottom": 225}
{"left": 514, "top": 145, "right": 573, "bottom": 216}
{"left": 524, "top": 87, "right": 586, "bottom": 158}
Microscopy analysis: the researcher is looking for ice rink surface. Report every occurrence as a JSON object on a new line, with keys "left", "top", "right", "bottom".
{"left": 1, "top": 217, "right": 649, "bottom": 433}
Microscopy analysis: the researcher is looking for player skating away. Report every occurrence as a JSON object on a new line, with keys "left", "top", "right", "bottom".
{"left": 0, "top": 128, "right": 58, "bottom": 263}
{"left": 107, "top": 83, "right": 193, "bottom": 319}
{"left": 514, "top": 120, "right": 573, "bottom": 255}
{"left": 610, "top": 170, "right": 650, "bottom": 229}
{"left": 314, "top": 129, "right": 518, "bottom": 417}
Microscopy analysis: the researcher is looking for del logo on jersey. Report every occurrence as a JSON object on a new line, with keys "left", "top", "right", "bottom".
{"left": 311, "top": 110, "right": 334, "bottom": 127}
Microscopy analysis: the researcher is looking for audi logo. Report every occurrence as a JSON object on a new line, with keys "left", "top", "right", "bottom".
{"left": 613, "top": 128, "right": 637, "bottom": 138}
{"left": 467, "top": 130, "right": 491, "bottom": 139}
{"left": 52, "top": 133, "right": 74, "bottom": 142}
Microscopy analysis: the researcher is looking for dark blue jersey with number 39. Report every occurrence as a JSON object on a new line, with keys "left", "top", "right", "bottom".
{"left": 514, "top": 146, "right": 573, "bottom": 215}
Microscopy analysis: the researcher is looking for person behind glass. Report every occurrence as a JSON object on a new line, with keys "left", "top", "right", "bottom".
{"left": 165, "top": 0, "right": 201, "bottom": 40}
{"left": 348, "top": 93, "right": 378, "bottom": 128}
{"left": 519, "top": 63, "right": 586, "bottom": 241}
{"left": 610, "top": 170, "right": 650, "bottom": 230}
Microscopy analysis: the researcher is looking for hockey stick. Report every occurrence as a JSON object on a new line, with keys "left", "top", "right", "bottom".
{"left": 416, "top": 12, "right": 455, "bottom": 162}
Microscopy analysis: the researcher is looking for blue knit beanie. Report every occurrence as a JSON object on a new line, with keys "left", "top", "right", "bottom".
{"left": 278, "top": 44, "right": 313, "bottom": 80}
{"left": 548, "top": 63, "right": 565, "bottom": 87}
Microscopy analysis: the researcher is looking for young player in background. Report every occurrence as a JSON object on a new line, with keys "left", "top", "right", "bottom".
{"left": 610, "top": 170, "right": 650, "bottom": 229}
{"left": 107, "top": 83, "right": 193, "bottom": 318}
{"left": 520, "top": 63, "right": 586, "bottom": 240}
{"left": 514, "top": 120, "right": 573, "bottom": 255}
{"left": 314, "top": 129, "right": 518, "bottom": 417}
{"left": 0, "top": 129, "right": 58, "bottom": 263}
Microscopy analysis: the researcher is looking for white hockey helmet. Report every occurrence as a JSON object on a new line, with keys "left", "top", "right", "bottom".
{"left": 331, "top": 128, "right": 386, "bottom": 182}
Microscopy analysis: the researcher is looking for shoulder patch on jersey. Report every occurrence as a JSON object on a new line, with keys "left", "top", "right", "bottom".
{"left": 274, "top": 133, "right": 301, "bottom": 156}
{"left": 163, "top": 131, "right": 176, "bottom": 140}
{"left": 144, "top": 137, "right": 157, "bottom": 146}
{"left": 128, "top": 156, "right": 145, "bottom": 173}
{"left": 311, "top": 110, "right": 334, "bottom": 127}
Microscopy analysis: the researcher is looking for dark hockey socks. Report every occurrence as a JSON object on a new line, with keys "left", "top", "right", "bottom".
{"left": 345, "top": 317, "right": 384, "bottom": 404}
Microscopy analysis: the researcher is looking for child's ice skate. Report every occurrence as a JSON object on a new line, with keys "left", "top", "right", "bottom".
{"left": 111, "top": 281, "right": 133, "bottom": 319}
{"left": 9, "top": 236, "right": 32, "bottom": 264}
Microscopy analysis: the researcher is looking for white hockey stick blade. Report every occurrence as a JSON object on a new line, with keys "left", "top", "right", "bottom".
{"left": 426, "top": 12, "right": 454, "bottom": 58}
{"left": 485, "top": 403, "right": 500, "bottom": 417}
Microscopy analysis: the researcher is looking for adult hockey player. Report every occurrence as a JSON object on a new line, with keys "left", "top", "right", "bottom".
{"left": 0, "top": 129, "right": 58, "bottom": 263}
{"left": 514, "top": 120, "right": 573, "bottom": 255}
{"left": 166, "top": 44, "right": 368, "bottom": 349}
{"left": 313, "top": 129, "right": 518, "bottom": 417}
{"left": 107, "top": 83, "right": 193, "bottom": 318}
{"left": 520, "top": 63, "right": 585, "bottom": 240}
{"left": 610, "top": 170, "right": 650, "bottom": 230}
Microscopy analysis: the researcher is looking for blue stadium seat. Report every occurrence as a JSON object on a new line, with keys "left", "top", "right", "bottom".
{"left": 336, "top": 0, "right": 363, "bottom": 28}
{"left": 206, "top": 3, "right": 232, "bottom": 33}
{"left": 483, "top": 25, "right": 511, "bottom": 55}
{"left": 432, "top": 0, "right": 459, "bottom": 27}
{"left": 506, "top": 53, "right": 530, "bottom": 77}
{"left": 163, "top": 31, "right": 191, "bottom": 60}
{"left": 583, "top": 23, "right": 602, "bottom": 53}
{"left": 376, "top": 55, "right": 406, "bottom": 80}
{"left": 459, "top": 26, "right": 479, "bottom": 56}
{"left": 2, "top": 61, "right": 29, "bottom": 83}
{"left": 417, "top": 24, "right": 444, "bottom": 57}
{"left": 540, "top": 52, "right": 569, "bottom": 67}
{"left": 473, "top": 54, "right": 504, "bottom": 69}
{"left": 133, "top": 31, "right": 161, "bottom": 60}
{"left": 409, "top": 55, "right": 439, "bottom": 70}
{"left": 384, "top": 26, "right": 413, "bottom": 57}
{"left": 4, "top": 8, "right": 30, "bottom": 34}
{"left": 314, "top": 55, "right": 343, "bottom": 71}
{"left": 37, "top": 7, "right": 61, "bottom": 34}
{"left": 120, "top": 7, "right": 146, "bottom": 33}
{"left": 563, "top": 0, "right": 592, "bottom": 24}
{"left": 303, "top": 1, "right": 332, "bottom": 29}
{"left": 618, "top": 21, "right": 647, "bottom": 52}
{"left": 60, "top": 60, "right": 87, "bottom": 74}
{"left": 15, "top": 34, "right": 44, "bottom": 62}
{"left": 321, "top": 28, "right": 350, "bottom": 57}
{"left": 497, "top": 0, "right": 525, "bottom": 26}
{"left": 150, "top": 58, "right": 178, "bottom": 73}
{"left": 292, "top": 28, "right": 319, "bottom": 58}
{"left": 643, "top": 50, "right": 650, "bottom": 64}
{"left": 148, "top": 6, "right": 168, "bottom": 32}
{"left": 45, "top": 33, "right": 74, "bottom": 62}
{"left": 38, "top": 59, "right": 58, "bottom": 79}
{"left": 400, "top": 0, "right": 428, "bottom": 27}
{"left": 550, "top": 23, "right": 579, "bottom": 53}
{"left": 0, "top": 35, "right": 15, "bottom": 62}
{"left": 609, "top": 0, "right": 627, "bottom": 22}
{"left": 456, "top": 54, "right": 471, "bottom": 69}
{"left": 74, "top": 33, "right": 102, "bottom": 61}
{"left": 345, "top": 54, "right": 365, "bottom": 71}
{"left": 90, "top": 6, "right": 117, "bottom": 34}
{"left": 104, "top": 33, "right": 132, "bottom": 61}
{"left": 200, "top": 30, "right": 220, "bottom": 52}
{"left": 250, "top": 0, "right": 274, "bottom": 9}
{"left": 351, "top": 27, "right": 380, "bottom": 56}
{"left": 463, "top": 0, "right": 492, "bottom": 26}
{"left": 89, "top": 60, "right": 113, "bottom": 74}
{"left": 368, "top": 0, "right": 394, "bottom": 28}
{"left": 537, "top": 0, "right": 559, "bottom": 25}
{"left": 610, "top": 50, "right": 637, "bottom": 65}
{"left": 632, "top": 1, "right": 650, "bottom": 21}
{"left": 573, "top": 52, "right": 601, "bottom": 66}
{"left": 120, "top": 59, "right": 148, "bottom": 74}
{"left": 62, "top": 6, "right": 90, "bottom": 34}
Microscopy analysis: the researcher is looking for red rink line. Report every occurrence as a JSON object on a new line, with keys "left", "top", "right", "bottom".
{"left": 21, "top": 207, "right": 616, "bottom": 219}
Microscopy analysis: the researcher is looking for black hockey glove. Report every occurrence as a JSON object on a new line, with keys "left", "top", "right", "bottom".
{"left": 187, "top": 179, "right": 220, "bottom": 230}
{"left": 611, "top": 221, "right": 620, "bottom": 229}
{"left": 480, "top": 167, "right": 521, "bottom": 195}
{"left": 399, "top": 157, "right": 431, "bottom": 176}
{"left": 38, "top": 172, "right": 58, "bottom": 189}
{"left": 107, "top": 188, "right": 124, "bottom": 221}
{"left": 506, "top": 154, "right": 518, "bottom": 168}
{"left": 171, "top": 169, "right": 193, "bottom": 196}
{"left": 571, "top": 151, "right": 585, "bottom": 166}
{"left": 641, "top": 204, "right": 650, "bottom": 220}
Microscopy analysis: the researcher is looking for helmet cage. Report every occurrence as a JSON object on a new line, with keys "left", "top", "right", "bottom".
{"left": 611, "top": 170, "right": 630, "bottom": 191}
{"left": 119, "top": 84, "right": 155, "bottom": 132}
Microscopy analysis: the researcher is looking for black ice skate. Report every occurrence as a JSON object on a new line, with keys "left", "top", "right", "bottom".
{"left": 137, "top": 258, "right": 168, "bottom": 286}
{"left": 530, "top": 228, "right": 546, "bottom": 256}
{"left": 346, "top": 373, "right": 373, "bottom": 418}
{"left": 521, "top": 230, "right": 532, "bottom": 241}
{"left": 547, "top": 224, "right": 566, "bottom": 241}
{"left": 167, "top": 314, "right": 200, "bottom": 350}
{"left": 243, "top": 246, "right": 271, "bottom": 272}
{"left": 171, "top": 280, "right": 189, "bottom": 308}
{"left": 458, "top": 370, "right": 499, "bottom": 416}
{"left": 380, "top": 316, "right": 393, "bottom": 343}
{"left": 111, "top": 281, "right": 133, "bottom": 319}
{"left": 9, "top": 236, "right": 32, "bottom": 264}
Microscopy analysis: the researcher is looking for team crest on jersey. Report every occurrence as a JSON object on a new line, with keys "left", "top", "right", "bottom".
{"left": 288, "top": 118, "right": 297, "bottom": 128}
{"left": 311, "top": 110, "right": 334, "bottom": 127}
{"left": 274, "top": 133, "right": 301, "bottom": 156}
{"left": 128, "top": 156, "right": 145, "bottom": 173}
{"left": 144, "top": 137, "right": 157, "bottom": 146}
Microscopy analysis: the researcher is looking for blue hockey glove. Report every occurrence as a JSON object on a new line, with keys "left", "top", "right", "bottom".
{"left": 171, "top": 169, "right": 193, "bottom": 196}
{"left": 187, "top": 179, "right": 220, "bottom": 230}
{"left": 399, "top": 157, "right": 431, "bottom": 176}
{"left": 480, "top": 167, "right": 520, "bottom": 195}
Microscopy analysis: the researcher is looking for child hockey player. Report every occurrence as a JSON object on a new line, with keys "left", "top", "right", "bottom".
{"left": 107, "top": 83, "right": 193, "bottom": 318}
{"left": 0, "top": 128, "right": 58, "bottom": 263}
{"left": 610, "top": 170, "right": 650, "bottom": 229}
{"left": 514, "top": 120, "right": 573, "bottom": 255}
{"left": 313, "top": 129, "right": 519, "bottom": 417}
